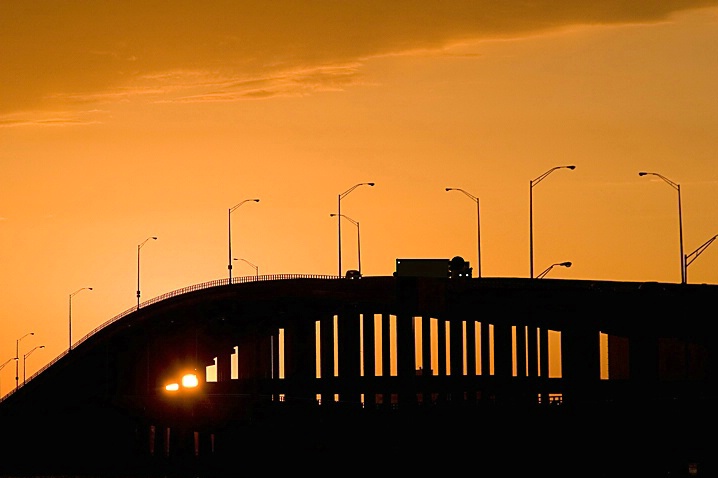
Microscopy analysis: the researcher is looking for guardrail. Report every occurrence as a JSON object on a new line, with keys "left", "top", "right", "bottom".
{"left": 1, "top": 274, "right": 339, "bottom": 402}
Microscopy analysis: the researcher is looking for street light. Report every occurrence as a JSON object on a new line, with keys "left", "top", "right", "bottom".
{"left": 0, "top": 357, "right": 18, "bottom": 396}
{"left": 15, "top": 332, "right": 33, "bottom": 391}
{"left": 446, "top": 187, "right": 481, "bottom": 278}
{"left": 23, "top": 345, "right": 44, "bottom": 385}
{"left": 330, "top": 213, "right": 361, "bottom": 276}
{"left": 137, "top": 236, "right": 158, "bottom": 309}
{"left": 530, "top": 165, "right": 576, "bottom": 278}
{"left": 338, "top": 183, "right": 374, "bottom": 277}
{"left": 69, "top": 287, "right": 92, "bottom": 352}
{"left": 228, "top": 199, "right": 260, "bottom": 284}
{"left": 684, "top": 233, "right": 717, "bottom": 284}
{"left": 235, "top": 257, "right": 259, "bottom": 280}
{"left": 536, "top": 261, "right": 572, "bottom": 279}
{"left": 639, "top": 172, "right": 684, "bottom": 284}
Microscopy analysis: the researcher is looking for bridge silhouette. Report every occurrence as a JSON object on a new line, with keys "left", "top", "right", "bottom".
{"left": 0, "top": 271, "right": 714, "bottom": 476}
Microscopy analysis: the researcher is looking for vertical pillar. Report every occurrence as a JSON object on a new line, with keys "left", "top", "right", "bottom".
{"left": 527, "top": 326, "right": 538, "bottom": 377}
{"left": 381, "top": 313, "right": 392, "bottom": 407}
{"left": 337, "top": 310, "right": 361, "bottom": 404}
{"left": 465, "top": 317, "right": 477, "bottom": 402}
{"left": 436, "top": 317, "right": 447, "bottom": 403}
{"left": 396, "top": 314, "right": 416, "bottom": 405}
{"left": 320, "top": 314, "right": 335, "bottom": 404}
{"left": 493, "top": 320, "right": 513, "bottom": 402}
{"left": 515, "top": 325, "right": 527, "bottom": 378}
{"left": 449, "top": 315, "right": 464, "bottom": 403}
{"left": 420, "top": 316, "right": 433, "bottom": 405}
{"left": 283, "top": 314, "right": 317, "bottom": 403}
{"left": 562, "top": 325, "right": 601, "bottom": 405}
{"left": 216, "top": 347, "right": 233, "bottom": 382}
{"left": 539, "top": 327, "right": 550, "bottom": 404}
{"left": 362, "top": 312, "right": 377, "bottom": 407}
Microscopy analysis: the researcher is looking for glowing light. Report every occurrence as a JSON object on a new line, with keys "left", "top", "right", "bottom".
{"left": 165, "top": 383, "right": 179, "bottom": 391}
{"left": 182, "top": 373, "right": 198, "bottom": 388}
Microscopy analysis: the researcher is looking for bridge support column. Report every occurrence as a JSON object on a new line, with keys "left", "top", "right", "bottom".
{"left": 319, "top": 314, "right": 334, "bottom": 405}
{"left": 362, "top": 312, "right": 377, "bottom": 407}
{"left": 337, "top": 310, "right": 361, "bottom": 405}
{"left": 396, "top": 314, "right": 416, "bottom": 406}
{"left": 380, "top": 313, "right": 392, "bottom": 407}
{"left": 283, "top": 312, "right": 317, "bottom": 404}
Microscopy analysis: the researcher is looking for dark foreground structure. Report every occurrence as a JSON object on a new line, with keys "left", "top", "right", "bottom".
{"left": 0, "top": 267, "right": 714, "bottom": 477}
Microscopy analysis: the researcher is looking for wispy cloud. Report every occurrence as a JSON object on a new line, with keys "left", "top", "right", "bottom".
{"left": 0, "top": 114, "right": 101, "bottom": 129}
{"left": 1, "top": 1, "right": 716, "bottom": 115}
{"left": 161, "top": 63, "right": 366, "bottom": 103}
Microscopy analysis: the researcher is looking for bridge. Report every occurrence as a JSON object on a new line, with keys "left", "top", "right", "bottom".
{"left": 0, "top": 271, "right": 714, "bottom": 476}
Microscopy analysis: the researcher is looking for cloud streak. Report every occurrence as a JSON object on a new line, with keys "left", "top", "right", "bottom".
{"left": 2, "top": 1, "right": 716, "bottom": 115}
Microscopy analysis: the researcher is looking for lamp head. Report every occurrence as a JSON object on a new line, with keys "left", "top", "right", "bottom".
{"left": 566, "top": 165, "right": 576, "bottom": 170}
{"left": 445, "top": 188, "right": 452, "bottom": 191}
{"left": 253, "top": 199, "right": 260, "bottom": 202}
{"left": 151, "top": 236, "right": 157, "bottom": 240}
{"left": 560, "top": 262, "right": 572, "bottom": 267}
{"left": 88, "top": 287, "right": 93, "bottom": 291}
{"left": 367, "top": 182, "right": 375, "bottom": 186}
{"left": 638, "top": 172, "right": 648, "bottom": 176}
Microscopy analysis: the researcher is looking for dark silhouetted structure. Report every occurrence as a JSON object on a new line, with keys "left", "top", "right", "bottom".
{"left": 0, "top": 268, "right": 714, "bottom": 476}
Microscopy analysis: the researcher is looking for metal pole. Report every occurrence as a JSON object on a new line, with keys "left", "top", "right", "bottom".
{"left": 639, "top": 172, "right": 683, "bottom": 284}
{"left": 137, "top": 244, "right": 141, "bottom": 309}
{"left": 337, "top": 183, "right": 374, "bottom": 278}
{"left": 529, "top": 166, "right": 575, "bottom": 278}
{"left": 529, "top": 180, "right": 534, "bottom": 278}
{"left": 338, "top": 193, "right": 342, "bottom": 277}
{"left": 0, "top": 358, "right": 17, "bottom": 396}
{"left": 684, "top": 234, "right": 718, "bottom": 284}
{"left": 677, "top": 184, "right": 685, "bottom": 284}
{"left": 137, "top": 237, "right": 157, "bottom": 310}
{"left": 15, "top": 332, "right": 33, "bottom": 391}
{"left": 137, "top": 243, "right": 141, "bottom": 309}
{"left": 476, "top": 197, "right": 481, "bottom": 278}
{"left": 228, "top": 207, "right": 232, "bottom": 283}
{"left": 228, "top": 199, "right": 259, "bottom": 285}
{"left": 446, "top": 188, "right": 481, "bottom": 278}
{"left": 69, "top": 287, "right": 92, "bottom": 352}
{"left": 356, "top": 221, "right": 361, "bottom": 276}
{"left": 237, "top": 258, "right": 259, "bottom": 280}
{"left": 22, "top": 346, "right": 44, "bottom": 385}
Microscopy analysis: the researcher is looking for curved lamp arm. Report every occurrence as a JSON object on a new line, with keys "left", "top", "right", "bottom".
{"left": 537, "top": 261, "right": 572, "bottom": 279}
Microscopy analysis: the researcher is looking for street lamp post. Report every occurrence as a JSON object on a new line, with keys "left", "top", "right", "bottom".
{"left": 228, "top": 199, "right": 260, "bottom": 284}
{"left": 235, "top": 257, "right": 259, "bottom": 280}
{"left": 0, "top": 357, "right": 18, "bottom": 396}
{"left": 684, "top": 234, "right": 717, "bottom": 284}
{"left": 69, "top": 287, "right": 93, "bottom": 352}
{"left": 536, "top": 261, "right": 572, "bottom": 279}
{"left": 330, "top": 214, "right": 361, "bottom": 276}
{"left": 446, "top": 187, "right": 482, "bottom": 278}
{"left": 15, "top": 332, "right": 33, "bottom": 391}
{"left": 530, "top": 165, "right": 576, "bottom": 278}
{"left": 639, "top": 172, "right": 684, "bottom": 284}
{"left": 338, "top": 183, "right": 374, "bottom": 277}
{"left": 137, "top": 236, "right": 158, "bottom": 309}
{"left": 23, "top": 345, "right": 44, "bottom": 385}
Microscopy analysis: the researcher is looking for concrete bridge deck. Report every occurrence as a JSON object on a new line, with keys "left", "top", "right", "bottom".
{"left": 0, "top": 274, "right": 714, "bottom": 476}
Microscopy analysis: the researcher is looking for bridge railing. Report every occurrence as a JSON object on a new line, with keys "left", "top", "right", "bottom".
{"left": 2, "top": 274, "right": 339, "bottom": 401}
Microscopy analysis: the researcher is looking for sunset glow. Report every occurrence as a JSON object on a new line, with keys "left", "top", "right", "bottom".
{"left": 1, "top": 2, "right": 716, "bottom": 388}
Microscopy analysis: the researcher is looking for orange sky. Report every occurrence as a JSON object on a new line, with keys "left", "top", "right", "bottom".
{"left": 1, "top": 2, "right": 717, "bottom": 389}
